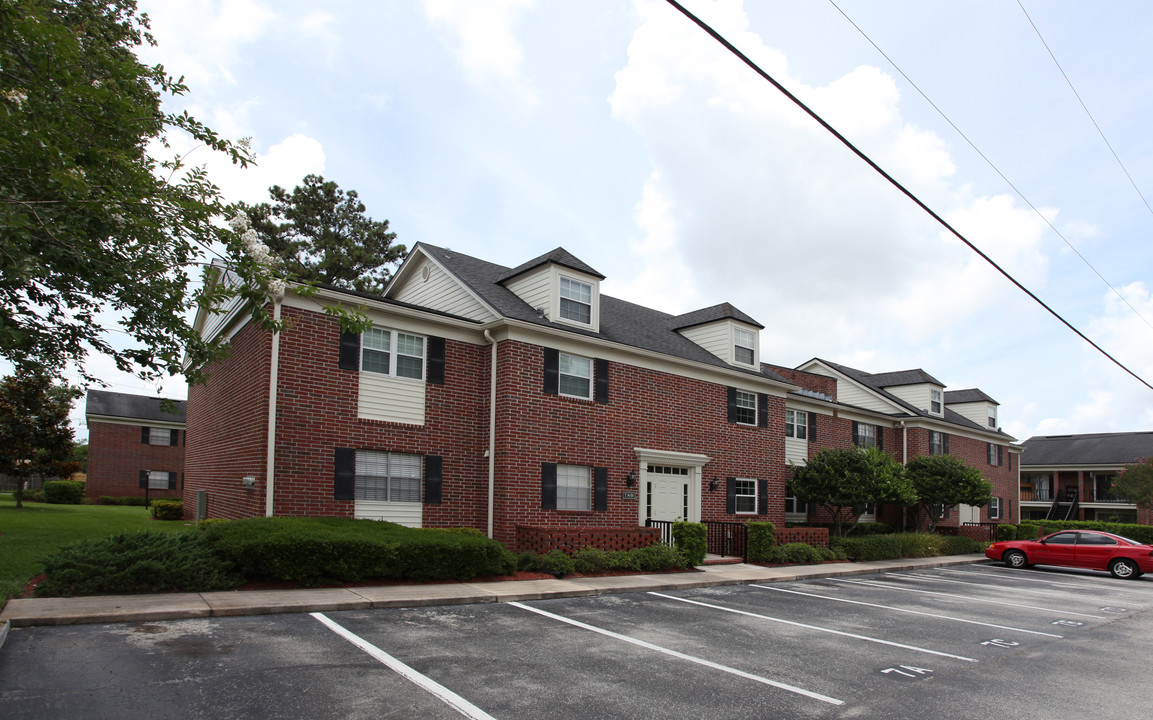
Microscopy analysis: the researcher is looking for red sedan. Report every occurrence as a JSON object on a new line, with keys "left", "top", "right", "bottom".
{"left": 985, "top": 529, "right": 1153, "bottom": 579}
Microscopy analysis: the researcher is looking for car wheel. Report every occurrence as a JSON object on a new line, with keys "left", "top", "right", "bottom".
{"left": 1004, "top": 549, "right": 1029, "bottom": 569}
{"left": 1109, "top": 558, "right": 1139, "bottom": 579}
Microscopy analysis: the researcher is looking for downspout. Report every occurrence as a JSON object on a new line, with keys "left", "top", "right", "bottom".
{"left": 483, "top": 329, "right": 498, "bottom": 539}
{"left": 264, "top": 297, "right": 282, "bottom": 517}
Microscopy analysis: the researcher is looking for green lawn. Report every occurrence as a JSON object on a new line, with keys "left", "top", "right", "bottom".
{"left": 0, "top": 494, "right": 192, "bottom": 608}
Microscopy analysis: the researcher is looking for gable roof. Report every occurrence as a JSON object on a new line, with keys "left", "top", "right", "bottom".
{"left": 672, "top": 303, "right": 765, "bottom": 331}
{"left": 1021, "top": 432, "right": 1153, "bottom": 467}
{"left": 868, "top": 368, "right": 944, "bottom": 388}
{"left": 497, "top": 247, "right": 605, "bottom": 283}
{"left": 410, "top": 243, "right": 792, "bottom": 385}
{"left": 945, "top": 388, "right": 998, "bottom": 405}
{"left": 86, "top": 390, "right": 186, "bottom": 424}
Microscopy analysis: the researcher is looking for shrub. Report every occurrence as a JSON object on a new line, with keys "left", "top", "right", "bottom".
{"left": 940, "top": 535, "right": 986, "bottom": 555}
{"left": 765, "top": 542, "right": 823, "bottom": 565}
{"left": 746, "top": 521, "right": 776, "bottom": 562}
{"left": 672, "top": 521, "right": 707, "bottom": 566}
{"left": 35, "top": 531, "right": 243, "bottom": 597}
{"left": 149, "top": 500, "right": 184, "bottom": 521}
{"left": 100, "top": 496, "right": 149, "bottom": 506}
{"left": 24, "top": 489, "right": 45, "bottom": 502}
{"left": 996, "top": 524, "right": 1017, "bottom": 541}
{"left": 832, "top": 533, "right": 944, "bottom": 561}
{"left": 43, "top": 480, "right": 84, "bottom": 504}
{"left": 1016, "top": 522, "right": 1040, "bottom": 539}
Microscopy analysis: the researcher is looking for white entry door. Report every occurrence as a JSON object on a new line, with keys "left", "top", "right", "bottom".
{"left": 644, "top": 465, "right": 692, "bottom": 522}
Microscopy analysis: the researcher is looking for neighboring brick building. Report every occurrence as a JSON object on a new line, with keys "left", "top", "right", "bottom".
{"left": 85, "top": 390, "right": 185, "bottom": 501}
{"left": 185, "top": 244, "right": 1020, "bottom": 549}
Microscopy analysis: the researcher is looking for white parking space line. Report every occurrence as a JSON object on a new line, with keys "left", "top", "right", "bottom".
{"left": 835, "top": 578, "right": 1108, "bottom": 619}
{"left": 508, "top": 601, "right": 844, "bottom": 706}
{"left": 647, "top": 592, "right": 977, "bottom": 662}
{"left": 750, "top": 585, "right": 1063, "bottom": 638}
{"left": 948, "top": 567, "right": 1153, "bottom": 594}
{"left": 311, "top": 612, "right": 498, "bottom": 720}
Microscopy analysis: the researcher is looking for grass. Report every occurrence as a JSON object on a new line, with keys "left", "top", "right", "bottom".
{"left": 0, "top": 493, "right": 191, "bottom": 609}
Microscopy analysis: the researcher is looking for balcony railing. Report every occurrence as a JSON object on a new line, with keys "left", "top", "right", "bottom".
{"left": 1021, "top": 486, "right": 1131, "bottom": 504}
{"left": 1020, "top": 487, "right": 1054, "bottom": 502}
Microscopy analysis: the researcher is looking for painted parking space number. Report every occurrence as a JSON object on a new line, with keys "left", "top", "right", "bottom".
{"left": 1052, "top": 620, "right": 1084, "bottom": 627}
{"left": 881, "top": 665, "right": 933, "bottom": 679}
{"left": 980, "top": 639, "right": 1020, "bottom": 648}
{"left": 1100, "top": 607, "right": 1127, "bottom": 614}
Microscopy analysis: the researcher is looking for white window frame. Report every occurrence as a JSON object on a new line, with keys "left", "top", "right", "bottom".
{"left": 733, "top": 326, "right": 756, "bottom": 366}
{"left": 558, "top": 352, "right": 593, "bottom": 399}
{"left": 148, "top": 427, "right": 172, "bottom": 445}
{"left": 930, "top": 431, "right": 945, "bottom": 456}
{"left": 930, "top": 388, "right": 942, "bottom": 415}
{"left": 989, "top": 496, "right": 1002, "bottom": 520}
{"left": 558, "top": 276, "right": 593, "bottom": 326}
{"left": 734, "top": 390, "right": 757, "bottom": 426}
{"left": 988, "top": 443, "right": 1001, "bottom": 466}
{"left": 988, "top": 407, "right": 997, "bottom": 428}
{"left": 147, "top": 470, "right": 170, "bottom": 490}
{"left": 355, "top": 450, "right": 422, "bottom": 503}
{"left": 557, "top": 464, "right": 591, "bottom": 511}
{"left": 362, "top": 328, "right": 426, "bottom": 380}
{"left": 785, "top": 409, "right": 808, "bottom": 439}
{"left": 734, "top": 478, "right": 757, "bottom": 514}
{"left": 855, "top": 423, "right": 877, "bottom": 449}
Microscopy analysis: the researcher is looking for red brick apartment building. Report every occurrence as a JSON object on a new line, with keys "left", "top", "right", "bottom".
{"left": 184, "top": 244, "right": 1020, "bottom": 549}
{"left": 85, "top": 390, "right": 185, "bottom": 501}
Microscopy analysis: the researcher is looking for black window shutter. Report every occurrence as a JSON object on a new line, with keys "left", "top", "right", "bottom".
{"left": 725, "top": 477, "right": 736, "bottom": 514}
{"left": 333, "top": 448, "right": 355, "bottom": 501}
{"left": 424, "top": 455, "right": 443, "bottom": 504}
{"left": 808, "top": 412, "right": 817, "bottom": 442}
{"left": 943, "top": 433, "right": 950, "bottom": 455}
{"left": 167, "top": 471, "right": 178, "bottom": 490}
{"left": 726, "top": 387, "right": 738, "bottom": 423}
{"left": 138, "top": 470, "right": 147, "bottom": 489}
{"left": 998, "top": 446, "right": 1004, "bottom": 466}
{"left": 851, "top": 421, "right": 860, "bottom": 447}
{"left": 169, "top": 429, "right": 179, "bottom": 446}
{"left": 757, "top": 394, "right": 769, "bottom": 428}
{"left": 1008, "top": 452, "right": 1013, "bottom": 471}
{"left": 758, "top": 479, "right": 769, "bottom": 515}
{"left": 427, "top": 337, "right": 446, "bottom": 385}
{"left": 593, "top": 467, "right": 608, "bottom": 511}
{"left": 338, "top": 330, "right": 360, "bottom": 371}
{"left": 876, "top": 425, "right": 884, "bottom": 451}
{"left": 543, "top": 348, "right": 560, "bottom": 395}
{"left": 141, "top": 426, "right": 150, "bottom": 444}
{"left": 594, "top": 358, "right": 609, "bottom": 404}
{"left": 541, "top": 463, "right": 558, "bottom": 509}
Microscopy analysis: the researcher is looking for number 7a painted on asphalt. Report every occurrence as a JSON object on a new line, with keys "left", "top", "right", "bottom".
{"left": 881, "top": 665, "right": 933, "bottom": 678}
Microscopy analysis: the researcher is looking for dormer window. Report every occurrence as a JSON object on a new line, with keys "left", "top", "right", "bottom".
{"left": 988, "top": 407, "right": 997, "bottom": 428}
{"left": 559, "top": 277, "right": 592, "bottom": 325}
{"left": 733, "top": 327, "right": 755, "bottom": 366}
{"left": 930, "top": 388, "right": 942, "bottom": 415}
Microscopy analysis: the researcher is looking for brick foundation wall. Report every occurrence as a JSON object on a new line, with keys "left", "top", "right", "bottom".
{"left": 774, "top": 526, "right": 829, "bottom": 548}
{"left": 86, "top": 421, "right": 184, "bottom": 500}
{"left": 515, "top": 525, "right": 661, "bottom": 554}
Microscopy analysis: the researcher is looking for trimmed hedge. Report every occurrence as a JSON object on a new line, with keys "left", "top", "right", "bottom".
{"left": 35, "top": 532, "right": 243, "bottom": 597}
{"left": 996, "top": 524, "right": 1018, "bottom": 541}
{"left": 518, "top": 544, "right": 688, "bottom": 576}
{"left": 149, "top": 500, "right": 184, "bottom": 521}
{"left": 43, "top": 480, "right": 85, "bottom": 505}
{"left": 746, "top": 521, "right": 776, "bottom": 562}
{"left": 672, "top": 521, "right": 707, "bottom": 566}
{"left": 759, "top": 542, "right": 843, "bottom": 565}
{"left": 100, "top": 496, "right": 150, "bottom": 506}
{"left": 1017, "top": 522, "right": 1041, "bottom": 540}
{"left": 200, "top": 517, "right": 516, "bottom": 585}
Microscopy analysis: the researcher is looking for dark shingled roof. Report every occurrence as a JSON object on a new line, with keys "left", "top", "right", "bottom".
{"left": 867, "top": 368, "right": 944, "bottom": 388}
{"left": 497, "top": 247, "right": 605, "bottom": 282}
{"left": 86, "top": 389, "right": 186, "bottom": 423}
{"left": 945, "top": 388, "right": 998, "bottom": 405}
{"left": 1021, "top": 432, "right": 1153, "bottom": 467}
{"left": 416, "top": 243, "right": 791, "bottom": 385}
{"left": 672, "top": 303, "right": 765, "bottom": 331}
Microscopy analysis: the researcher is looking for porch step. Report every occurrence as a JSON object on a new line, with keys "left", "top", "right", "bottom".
{"left": 701, "top": 554, "right": 745, "bottom": 566}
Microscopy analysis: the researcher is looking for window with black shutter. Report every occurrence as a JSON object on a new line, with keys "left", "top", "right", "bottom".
{"left": 333, "top": 448, "right": 355, "bottom": 501}
{"left": 541, "top": 462, "right": 558, "bottom": 509}
{"left": 427, "top": 337, "right": 446, "bottom": 385}
{"left": 543, "top": 348, "right": 560, "bottom": 395}
{"left": 339, "top": 330, "right": 360, "bottom": 371}
{"left": 424, "top": 455, "right": 443, "bottom": 504}
{"left": 593, "top": 467, "right": 608, "bottom": 511}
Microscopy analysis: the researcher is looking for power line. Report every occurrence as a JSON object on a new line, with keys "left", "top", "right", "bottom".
{"left": 662, "top": 0, "right": 1153, "bottom": 392}
{"left": 827, "top": 0, "right": 1153, "bottom": 336}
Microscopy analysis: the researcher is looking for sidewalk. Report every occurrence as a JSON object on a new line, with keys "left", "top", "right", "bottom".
{"left": 0, "top": 555, "right": 986, "bottom": 630}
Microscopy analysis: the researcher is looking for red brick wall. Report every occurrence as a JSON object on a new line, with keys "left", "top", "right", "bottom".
{"left": 515, "top": 525, "right": 660, "bottom": 553}
{"left": 775, "top": 526, "right": 829, "bottom": 548}
{"left": 86, "top": 421, "right": 184, "bottom": 500}
{"left": 763, "top": 364, "right": 837, "bottom": 400}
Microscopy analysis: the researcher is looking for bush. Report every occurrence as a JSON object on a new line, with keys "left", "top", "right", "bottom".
{"left": 35, "top": 531, "right": 243, "bottom": 597}
{"left": 43, "top": 480, "right": 84, "bottom": 504}
{"left": 201, "top": 517, "right": 515, "bottom": 585}
{"left": 746, "top": 521, "right": 776, "bottom": 562}
{"left": 1027, "top": 519, "right": 1153, "bottom": 545}
{"left": 996, "top": 524, "right": 1018, "bottom": 541}
{"left": 99, "top": 496, "right": 149, "bottom": 506}
{"left": 832, "top": 533, "right": 945, "bottom": 561}
{"left": 672, "top": 521, "right": 707, "bottom": 566}
{"left": 940, "top": 535, "right": 986, "bottom": 555}
{"left": 764, "top": 543, "right": 823, "bottom": 565}
{"left": 23, "top": 489, "right": 45, "bottom": 502}
{"left": 1016, "top": 522, "right": 1040, "bottom": 540}
{"left": 149, "top": 500, "right": 184, "bottom": 521}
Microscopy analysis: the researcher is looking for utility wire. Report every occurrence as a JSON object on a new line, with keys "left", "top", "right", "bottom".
{"left": 662, "top": 0, "right": 1153, "bottom": 392}
{"left": 1018, "top": 0, "right": 1153, "bottom": 218}
{"left": 828, "top": 0, "right": 1153, "bottom": 336}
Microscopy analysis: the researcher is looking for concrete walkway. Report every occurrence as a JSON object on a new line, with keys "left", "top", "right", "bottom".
{"left": 0, "top": 555, "right": 986, "bottom": 630}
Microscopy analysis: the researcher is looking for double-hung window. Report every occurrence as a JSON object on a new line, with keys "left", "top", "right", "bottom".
{"left": 146, "top": 427, "right": 175, "bottom": 445}
{"left": 362, "top": 328, "right": 425, "bottom": 380}
{"left": 556, "top": 464, "right": 591, "bottom": 511}
{"left": 147, "top": 470, "right": 170, "bottom": 490}
{"left": 930, "top": 431, "right": 947, "bottom": 456}
{"left": 988, "top": 443, "right": 1002, "bottom": 466}
{"left": 930, "top": 389, "right": 942, "bottom": 414}
{"left": 734, "top": 478, "right": 757, "bottom": 513}
{"left": 734, "top": 390, "right": 757, "bottom": 425}
{"left": 855, "top": 423, "right": 877, "bottom": 448}
{"left": 355, "top": 450, "right": 422, "bottom": 503}
{"left": 785, "top": 409, "right": 808, "bottom": 439}
{"left": 559, "top": 277, "right": 592, "bottom": 325}
{"left": 558, "top": 353, "right": 592, "bottom": 399}
{"left": 733, "top": 327, "right": 755, "bottom": 366}
{"left": 988, "top": 409, "right": 997, "bottom": 428}
{"left": 989, "top": 496, "right": 1002, "bottom": 520}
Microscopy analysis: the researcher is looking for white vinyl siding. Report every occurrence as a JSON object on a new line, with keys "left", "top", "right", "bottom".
{"left": 886, "top": 384, "right": 943, "bottom": 416}
{"left": 392, "top": 259, "right": 496, "bottom": 322}
{"left": 946, "top": 401, "right": 1000, "bottom": 430}
{"left": 679, "top": 320, "right": 758, "bottom": 368}
{"left": 505, "top": 270, "right": 552, "bottom": 318}
{"left": 785, "top": 437, "right": 808, "bottom": 465}
{"left": 359, "top": 372, "right": 426, "bottom": 425}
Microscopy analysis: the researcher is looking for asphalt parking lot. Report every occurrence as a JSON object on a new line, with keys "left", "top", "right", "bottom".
{"left": 3, "top": 562, "right": 1152, "bottom": 719}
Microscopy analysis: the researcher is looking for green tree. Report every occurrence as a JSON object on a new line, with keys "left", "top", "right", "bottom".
{"left": 1114, "top": 457, "right": 1153, "bottom": 510}
{"left": 239, "top": 174, "right": 406, "bottom": 295}
{"left": 0, "top": 0, "right": 277, "bottom": 385}
{"left": 0, "top": 371, "right": 79, "bottom": 509}
{"left": 905, "top": 454, "right": 992, "bottom": 532}
{"left": 789, "top": 446, "right": 914, "bottom": 536}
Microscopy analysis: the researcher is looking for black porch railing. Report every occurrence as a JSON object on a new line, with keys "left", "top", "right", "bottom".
{"left": 645, "top": 519, "right": 749, "bottom": 560}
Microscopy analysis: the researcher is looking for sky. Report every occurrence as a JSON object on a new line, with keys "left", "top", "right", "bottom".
{"left": 47, "top": 0, "right": 1153, "bottom": 443}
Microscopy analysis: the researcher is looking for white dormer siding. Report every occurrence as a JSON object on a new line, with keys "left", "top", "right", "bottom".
{"left": 679, "top": 321, "right": 760, "bottom": 369}
{"left": 505, "top": 264, "right": 601, "bottom": 333}
{"left": 949, "top": 401, "right": 999, "bottom": 430}
{"left": 391, "top": 257, "right": 496, "bottom": 323}
{"left": 886, "top": 384, "right": 945, "bottom": 417}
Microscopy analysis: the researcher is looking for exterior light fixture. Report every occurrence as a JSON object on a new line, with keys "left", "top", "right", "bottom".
{"left": 625, "top": 470, "right": 637, "bottom": 487}
{"left": 709, "top": 477, "right": 719, "bottom": 491}
{"left": 242, "top": 475, "right": 256, "bottom": 488}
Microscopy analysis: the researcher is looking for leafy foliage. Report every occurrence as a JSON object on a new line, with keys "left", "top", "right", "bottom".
{"left": 240, "top": 174, "right": 405, "bottom": 295}
{"left": 42, "top": 480, "right": 84, "bottom": 504}
{"left": 0, "top": 371, "right": 78, "bottom": 508}
{"left": 757, "top": 542, "right": 842, "bottom": 565}
{"left": 672, "top": 520, "right": 707, "bottom": 566}
{"left": 904, "top": 454, "right": 991, "bottom": 532}
{"left": 517, "top": 544, "right": 687, "bottom": 576}
{"left": 788, "top": 447, "right": 914, "bottom": 536}
{"left": 1114, "top": 457, "right": 1153, "bottom": 510}
{"left": 149, "top": 499, "right": 184, "bottom": 520}
{"left": 746, "top": 521, "right": 776, "bottom": 561}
